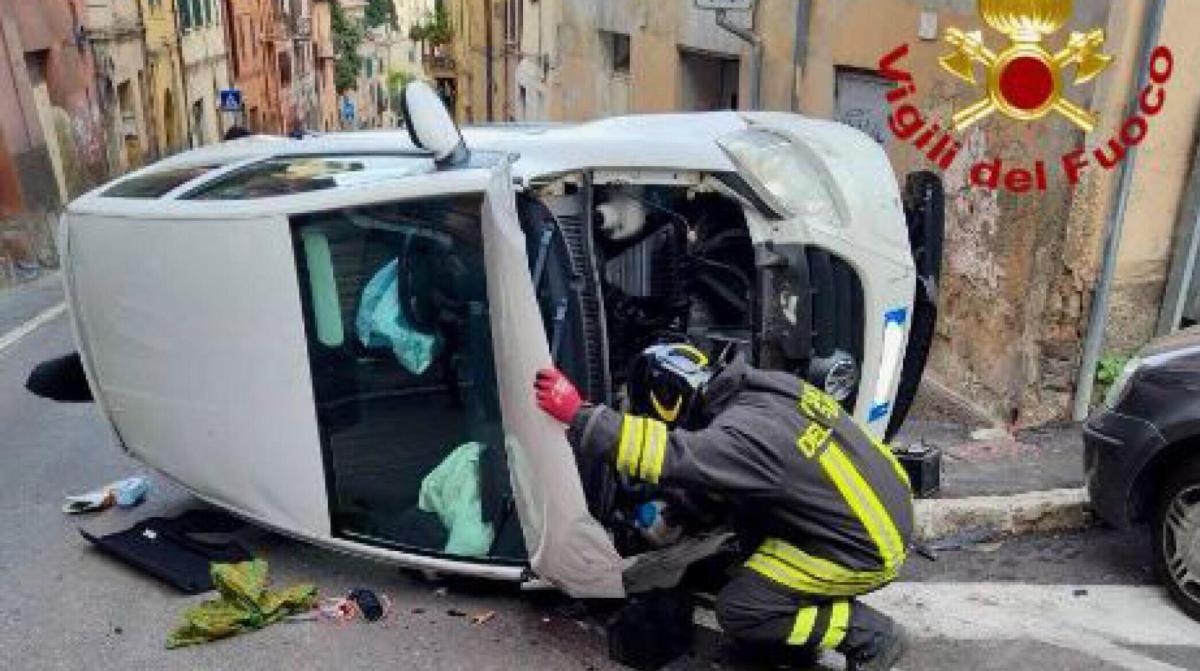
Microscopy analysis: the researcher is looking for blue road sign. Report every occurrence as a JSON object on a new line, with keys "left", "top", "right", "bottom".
{"left": 219, "top": 88, "right": 243, "bottom": 112}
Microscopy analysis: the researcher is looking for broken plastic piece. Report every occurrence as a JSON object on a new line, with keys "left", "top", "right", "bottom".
{"left": 63, "top": 476, "right": 149, "bottom": 514}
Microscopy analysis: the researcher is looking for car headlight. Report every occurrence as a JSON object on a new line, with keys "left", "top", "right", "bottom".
{"left": 1103, "top": 357, "right": 1141, "bottom": 409}
{"left": 718, "top": 129, "right": 845, "bottom": 227}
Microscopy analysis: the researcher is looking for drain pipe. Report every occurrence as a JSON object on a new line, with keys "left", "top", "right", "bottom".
{"left": 790, "top": 0, "right": 812, "bottom": 111}
{"left": 1072, "top": 0, "right": 1168, "bottom": 421}
{"left": 716, "top": 8, "right": 762, "bottom": 110}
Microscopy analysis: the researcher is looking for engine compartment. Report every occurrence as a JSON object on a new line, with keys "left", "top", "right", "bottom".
{"left": 593, "top": 184, "right": 756, "bottom": 390}
{"left": 523, "top": 174, "right": 758, "bottom": 556}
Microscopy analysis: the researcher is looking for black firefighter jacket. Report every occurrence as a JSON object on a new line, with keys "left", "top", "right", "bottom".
{"left": 568, "top": 357, "right": 915, "bottom": 597}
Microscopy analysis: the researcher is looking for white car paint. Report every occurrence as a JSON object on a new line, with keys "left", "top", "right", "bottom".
{"left": 61, "top": 111, "right": 916, "bottom": 590}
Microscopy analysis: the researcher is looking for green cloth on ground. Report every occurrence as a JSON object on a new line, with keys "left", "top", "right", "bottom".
{"left": 418, "top": 442, "right": 495, "bottom": 557}
{"left": 166, "top": 559, "right": 317, "bottom": 649}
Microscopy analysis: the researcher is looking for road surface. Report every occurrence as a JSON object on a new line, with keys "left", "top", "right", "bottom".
{"left": 1, "top": 279, "right": 1197, "bottom": 670}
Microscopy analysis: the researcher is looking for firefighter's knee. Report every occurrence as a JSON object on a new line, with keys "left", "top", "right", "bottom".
{"left": 716, "top": 574, "right": 799, "bottom": 645}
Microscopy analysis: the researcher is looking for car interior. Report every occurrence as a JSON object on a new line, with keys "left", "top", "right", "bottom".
{"left": 291, "top": 194, "right": 526, "bottom": 563}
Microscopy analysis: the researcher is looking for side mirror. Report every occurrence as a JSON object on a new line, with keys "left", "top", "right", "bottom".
{"left": 401, "top": 81, "right": 469, "bottom": 166}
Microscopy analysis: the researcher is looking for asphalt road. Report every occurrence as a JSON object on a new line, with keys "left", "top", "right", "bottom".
{"left": 1, "top": 280, "right": 1199, "bottom": 670}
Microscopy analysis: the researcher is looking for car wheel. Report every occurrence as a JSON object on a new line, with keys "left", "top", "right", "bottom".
{"left": 1151, "top": 457, "right": 1200, "bottom": 622}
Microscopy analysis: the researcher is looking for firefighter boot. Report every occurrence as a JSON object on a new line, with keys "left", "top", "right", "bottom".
{"left": 839, "top": 603, "right": 909, "bottom": 671}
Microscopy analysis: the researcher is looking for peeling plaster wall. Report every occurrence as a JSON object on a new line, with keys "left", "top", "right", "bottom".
{"left": 0, "top": 0, "right": 107, "bottom": 285}
{"left": 786, "top": 0, "right": 1120, "bottom": 424}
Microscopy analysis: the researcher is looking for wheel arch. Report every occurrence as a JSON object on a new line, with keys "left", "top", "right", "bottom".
{"left": 1130, "top": 435, "right": 1200, "bottom": 524}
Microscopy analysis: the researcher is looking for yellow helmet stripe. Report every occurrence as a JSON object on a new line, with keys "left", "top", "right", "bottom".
{"left": 650, "top": 392, "right": 684, "bottom": 423}
{"left": 673, "top": 344, "right": 710, "bottom": 366}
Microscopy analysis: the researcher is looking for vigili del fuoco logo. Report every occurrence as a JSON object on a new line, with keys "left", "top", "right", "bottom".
{"left": 878, "top": 0, "right": 1174, "bottom": 194}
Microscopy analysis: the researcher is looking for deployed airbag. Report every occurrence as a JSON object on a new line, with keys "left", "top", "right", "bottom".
{"left": 356, "top": 258, "right": 440, "bottom": 374}
{"left": 418, "top": 442, "right": 495, "bottom": 557}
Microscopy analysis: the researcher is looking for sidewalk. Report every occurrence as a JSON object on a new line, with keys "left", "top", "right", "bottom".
{"left": 895, "top": 385, "right": 1090, "bottom": 541}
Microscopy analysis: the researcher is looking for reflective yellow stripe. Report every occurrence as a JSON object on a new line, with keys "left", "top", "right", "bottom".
{"left": 616, "top": 417, "right": 635, "bottom": 474}
{"left": 745, "top": 554, "right": 874, "bottom": 598}
{"left": 637, "top": 418, "right": 657, "bottom": 481}
{"left": 631, "top": 417, "right": 647, "bottom": 475}
{"left": 820, "top": 442, "right": 906, "bottom": 573}
{"left": 745, "top": 556, "right": 825, "bottom": 594}
{"left": 819, "top": 601, "right": 851, "bottom": 650}
{"left": 760, "top": 539, "right": 882, "bottom": 587}
{"left": 640, "top": 420, "right": 668, "bottom": 483}
{"left": 787, "top": 606, "right": 819, "bottom": 646}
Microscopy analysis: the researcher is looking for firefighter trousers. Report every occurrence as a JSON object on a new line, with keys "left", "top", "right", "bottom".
{"left": 715, "top": 568, "right": 895, "bottom": 661}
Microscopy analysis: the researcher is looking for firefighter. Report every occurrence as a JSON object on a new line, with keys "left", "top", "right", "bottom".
{"left": 534, "top": 343, "right": 913, "bottom": 671}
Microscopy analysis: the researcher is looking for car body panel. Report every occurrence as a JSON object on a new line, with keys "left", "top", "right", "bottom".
{"left": 1084, "top": 410, "right": 1166, "bottom": 528}
{"left": 1085, "top": 326, "right": 1200, "bottom": 527}
{"left": 481, "top": 163, "right": 624, "bottom": 597}
{"left": 66, "top": 211, "right": 332, "bottom": 536}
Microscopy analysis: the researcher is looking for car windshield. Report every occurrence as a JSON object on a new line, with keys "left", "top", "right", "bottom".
{"left": 187, "top": 155, "right": 434, "bottom": 200}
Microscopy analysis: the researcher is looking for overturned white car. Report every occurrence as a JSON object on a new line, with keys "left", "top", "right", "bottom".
{"left": 56, "top": 84, "right": 942, "bottom": 598}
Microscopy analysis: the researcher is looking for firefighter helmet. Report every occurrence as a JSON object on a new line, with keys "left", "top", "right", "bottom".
{"left": 627, "top": 344, "right": 714, "bottom": 428}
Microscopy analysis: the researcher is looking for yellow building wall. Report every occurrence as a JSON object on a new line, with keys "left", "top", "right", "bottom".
{"left": 140, "top": 0, "right": 186, "bottom": 156}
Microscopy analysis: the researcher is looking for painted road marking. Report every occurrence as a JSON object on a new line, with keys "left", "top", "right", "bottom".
{"left": 0, "top": 302, "right": 66, "bottom": 356}
{"left": 696, "top": 582, "right": 1200, "bottom": 671}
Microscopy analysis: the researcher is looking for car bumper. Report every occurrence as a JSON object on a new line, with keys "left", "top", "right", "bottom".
{"left": 1083, "top": 409, "right": 1166, "bottom": 528}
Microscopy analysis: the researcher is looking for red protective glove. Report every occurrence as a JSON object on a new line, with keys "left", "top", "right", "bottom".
{"left": 535, "top": 367, "right": 583, "bottom": 424}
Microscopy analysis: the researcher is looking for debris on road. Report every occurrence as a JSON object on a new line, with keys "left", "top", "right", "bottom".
{"left": 295, "top": 588, "right": 394, "bottom": 624}
{"left": 62, "top": 476, "right": 149, "bottom": 514}
{"left": 926, "top": 526, "right": 1001, "bottom": 553}
{"left": 166, "top": 559, "right": 316, "bottom": 648}
{"left": 80, "top": 509, "right": 251, "bottom": 593}
{"left": 348, "top": 588, "right": 387, "bottom": 622}
{"left": 470, "top": 610, "right": 496, "bottom": 625}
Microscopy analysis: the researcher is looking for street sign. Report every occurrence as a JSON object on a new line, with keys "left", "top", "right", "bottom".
{"left": 219, "top": 88, "right": 243, "bottom": 112}
{"left": 694, "top": 0, "right": 754, "bottom": 11}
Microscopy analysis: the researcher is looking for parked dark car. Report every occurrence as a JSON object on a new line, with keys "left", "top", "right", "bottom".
{"left": 1085, "top": 326, "right": 1200, "bottom": 621}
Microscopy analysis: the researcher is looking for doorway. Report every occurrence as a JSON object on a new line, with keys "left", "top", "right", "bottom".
{"left": 679, "top": 49, "right": 739, "bottom": 111}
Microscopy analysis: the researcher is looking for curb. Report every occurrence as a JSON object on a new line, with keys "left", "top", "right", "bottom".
{"left": 913, "top": 487, "right": 1091, "bottom": 541}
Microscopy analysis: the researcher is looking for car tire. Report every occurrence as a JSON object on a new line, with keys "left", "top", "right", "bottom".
{"left": 1151, "top": 456, "right": 1200, "bottom": 622}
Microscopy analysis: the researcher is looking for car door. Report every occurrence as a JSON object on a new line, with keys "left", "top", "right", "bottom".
{"left": 481, "top": 161, "right": 625, "bottom": 598}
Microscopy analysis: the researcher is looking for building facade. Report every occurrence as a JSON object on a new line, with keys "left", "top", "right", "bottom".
{"left": 141, "top": 0, "right": 187, "bottom": 155}
{"left": 222, "top": 0, "right": 284, "bottom": 133}
{"left": 435, "top": 0, "right": 517, "bottom": 124}
{"left": 0, "top": 0, "right": 107, "bottom": 284}
{"left": 312, "top": 0, "right": 338, "bottom": 130}
{"left": 515, "top": 0, "right": 747, "bottom": 122}
{"left": 83, "top": 0, "right": 153, "bottom": 172}
{"left": 179, "top": 0, "right": 232, "bottom": 146}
